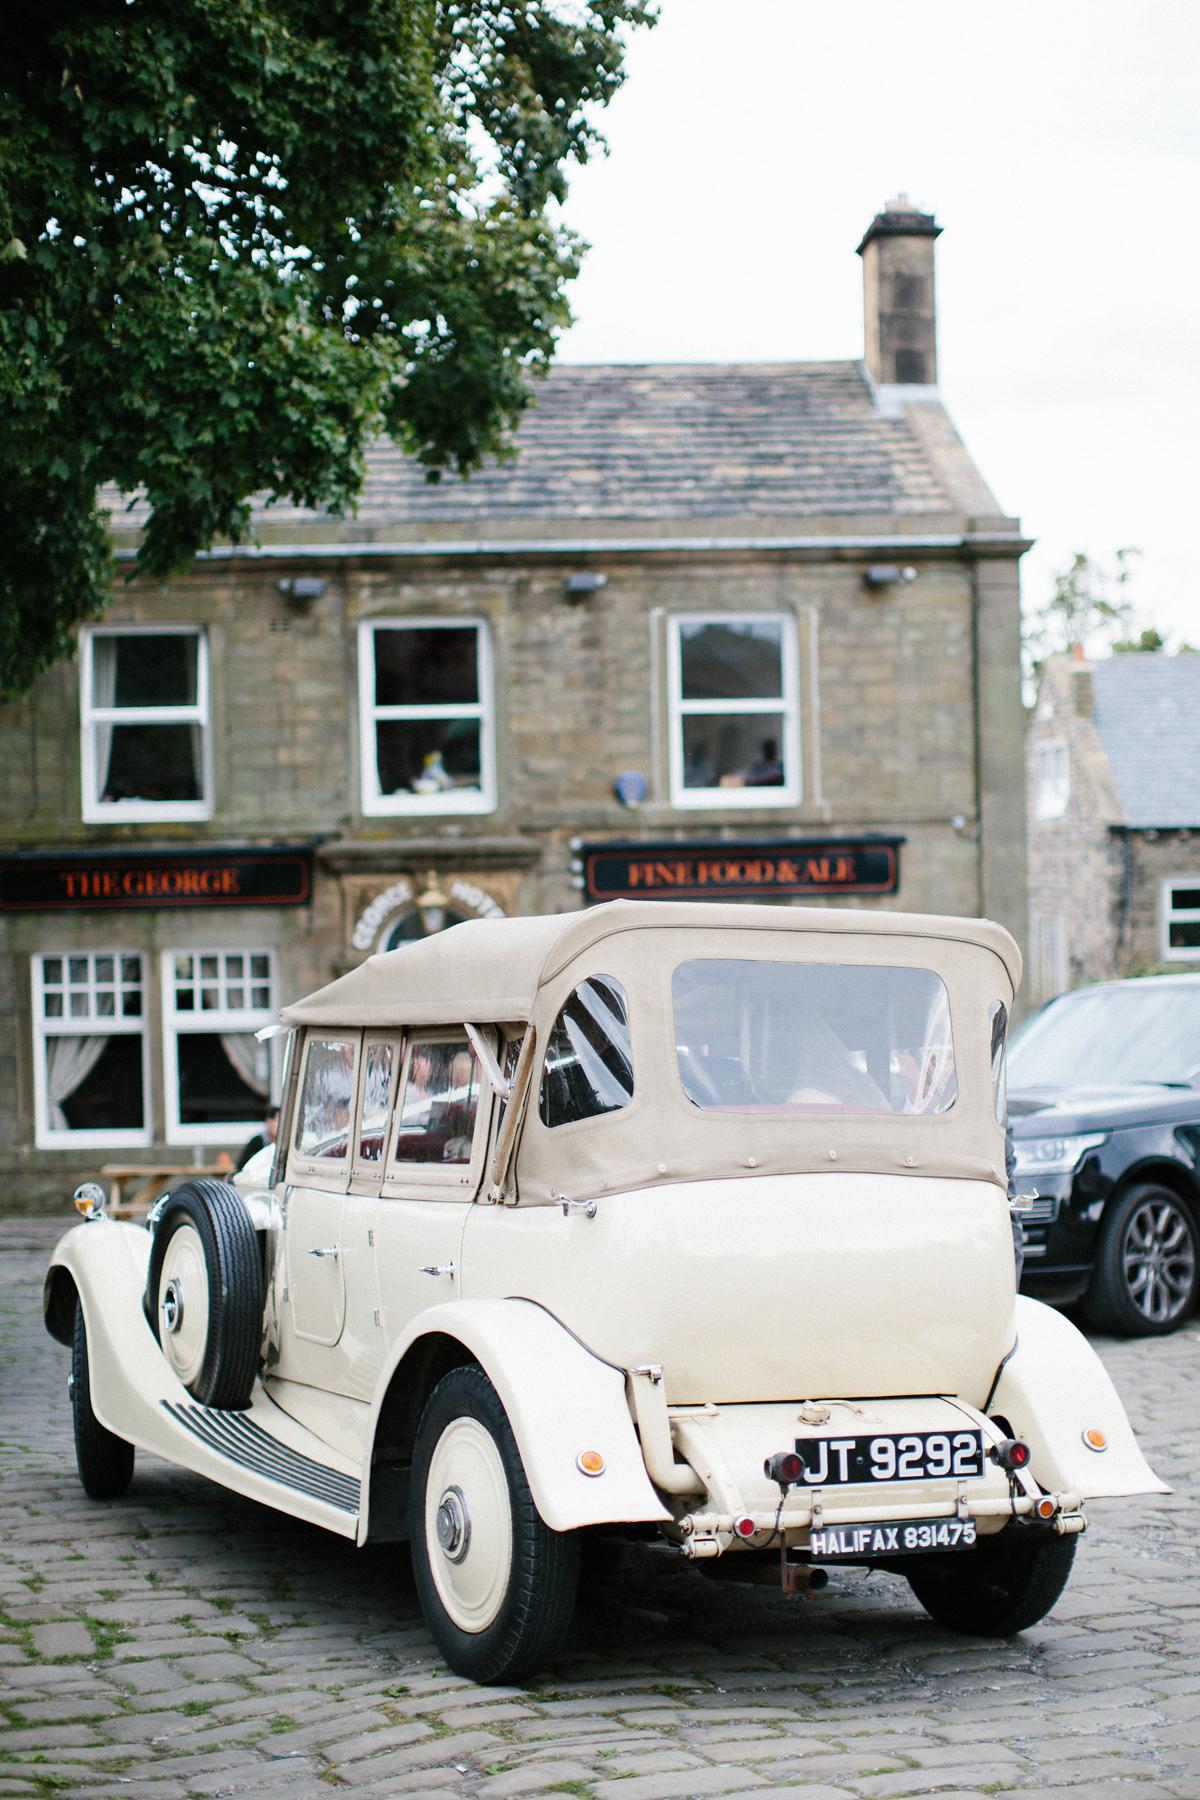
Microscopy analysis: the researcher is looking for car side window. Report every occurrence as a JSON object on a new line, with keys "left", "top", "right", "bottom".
{"left": 357, "top": 1038, "right": 400, "bottom": 1165}
{"left": 294, "top": 1036, "right": 358, "bottom": 1161}
{"left": 392, "top": 1036, "right": 481, "bottom": 1166}
{"left": 539, "top": 976, "right": 634, "bottom": 1128}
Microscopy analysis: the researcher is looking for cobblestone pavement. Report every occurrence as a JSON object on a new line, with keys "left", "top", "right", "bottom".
{"left": 4, "top": 1216, "right": 1200, "bottom": 1800}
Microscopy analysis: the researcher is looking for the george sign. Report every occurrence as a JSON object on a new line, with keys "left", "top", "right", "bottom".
{"left": 582, "top": 837, "right": 902, "bottom": 903}
{"left": 0, "top": 847, "right": 312, "bottom": 912}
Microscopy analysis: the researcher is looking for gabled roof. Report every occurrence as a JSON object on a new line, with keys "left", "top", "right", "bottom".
{"left": 104, "top": 362, "right": 1011, "bottom": 544}
{"left": 265, "top": 363, "right": 950, "bottom": 527}
{"left": 1092, "top": 656, "right": 1200, "bottom": 829}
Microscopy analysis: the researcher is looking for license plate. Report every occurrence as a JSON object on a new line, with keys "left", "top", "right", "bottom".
{"left": 809, "top": 1518, "right": 978, "bottom": 1560}
{"left": 793, "top": 1429, "right": 985, "bottom": 1485}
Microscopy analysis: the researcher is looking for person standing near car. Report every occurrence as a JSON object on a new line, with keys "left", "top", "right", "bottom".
{"left": 235, "top": 1103, "right": 279, "bottom": 1172}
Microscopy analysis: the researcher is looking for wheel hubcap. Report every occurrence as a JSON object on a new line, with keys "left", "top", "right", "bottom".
{"left": 436, "top": 1486, "right": 471, "bottom": 1562}
{"left": 425, "top": 1417, "right": 513, "bottom": 1634}
{"left": 157, "top": 1224, "right": 210, "bottom": 1386}
{"left": 162, "top": 1279, "right": 184, "bottom": 1334}
{"left": 1123, "top": 1198, "right": 1196, "bottom": 1323}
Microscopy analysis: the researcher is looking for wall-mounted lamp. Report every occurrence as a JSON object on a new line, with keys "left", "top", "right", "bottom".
{"left": 278, "top": 577, "right": 327, "bottom": 603}
{"left": 863, "top": 565, "right": 917, "bottom": 589}
{"left": 563, "top": 572, "right": 608, "bottom": 602}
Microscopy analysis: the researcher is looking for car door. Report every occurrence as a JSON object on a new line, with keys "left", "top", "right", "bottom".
{"left": 373, "top": 1028, "right": 493, "bottom": 1353}
{"left": 276, "top": 1031, "right": 375, "bottom": 1395}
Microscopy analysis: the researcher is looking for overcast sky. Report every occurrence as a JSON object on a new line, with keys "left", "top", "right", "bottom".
{"left": 552, "top": 1, "right": 1200, "bottom": 648}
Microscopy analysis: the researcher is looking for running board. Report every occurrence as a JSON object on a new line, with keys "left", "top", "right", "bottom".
{"left": 48, "top": 1221, "right": 364, "bottom": 1540}
{"left": 162, "top": 1401, "right": 361, "bottom": 1515}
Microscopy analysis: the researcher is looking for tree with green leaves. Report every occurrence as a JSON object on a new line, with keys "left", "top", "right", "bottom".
{"left": 1, "top": 0, "right": 654, "bottom": 700}
{"left": 1023, "top": 548, "right": 1140, "bottom": 678}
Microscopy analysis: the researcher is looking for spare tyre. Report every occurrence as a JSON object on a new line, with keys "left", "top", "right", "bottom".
{"left": 145, "top": 1179, "right": 262, "bottom": 1410}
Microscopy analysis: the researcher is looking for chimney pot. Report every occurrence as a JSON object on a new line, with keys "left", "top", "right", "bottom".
{"left": 858, "top": 197, "right": 942, "bottom": 388}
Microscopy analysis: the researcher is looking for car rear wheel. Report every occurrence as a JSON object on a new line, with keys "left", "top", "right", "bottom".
{"left": 71, "top": 1302, "right": 135, "bottom": 1500}
{"left": 1086, "top": 1184, "right": 1200, "bottom": 1337}
{"left": 145, "top": 1180, "right": 262, "bottom": 1409}
{"left": 409, "top": 1365, "right": 579, "bottom": 1684}
{"left": 905, "top": 1527, "right": 1076, "bottom": 1636}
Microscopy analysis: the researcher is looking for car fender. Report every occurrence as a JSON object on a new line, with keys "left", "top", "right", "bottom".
{"left": 364, "top": 1298, "right": 671, "bottom": 1540}
{"left": 992, "top": 1296, "right": 1168, "bottom": 1497}
{"left": 44, "top": 1220, "right": 160, "bottom": 1446}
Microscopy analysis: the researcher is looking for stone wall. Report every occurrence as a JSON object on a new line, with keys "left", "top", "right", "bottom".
{"left": 0, "top": 542, "right": 1020, "bottom": 1206}
{"left": 1123, "top": 831, "right": 1200, "bottom": 976}
{"left": 1025, "top": 658, "right": 1123, "bottom": 997}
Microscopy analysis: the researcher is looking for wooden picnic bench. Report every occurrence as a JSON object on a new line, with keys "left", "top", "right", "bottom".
{"left": 99, "top": 1162, "right": 234, "bottom": 1221}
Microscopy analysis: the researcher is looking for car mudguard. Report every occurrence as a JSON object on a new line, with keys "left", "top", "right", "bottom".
{"left": 361, "top": 1298, "right": 671, "bottom": 1544}
{"left": 991, "top": 1296, "right": 1168, "bottom": 1498}
{"left": 44, "top": 1221, "right": 363, "bottom": 1538}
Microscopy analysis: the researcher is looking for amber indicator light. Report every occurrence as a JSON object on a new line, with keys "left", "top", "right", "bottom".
{"left": 1082, "top": 1427, "right": 1108, "bottom": 1452}
{"left": 576, "top": 1450, "right": 605, "bottom": 1476}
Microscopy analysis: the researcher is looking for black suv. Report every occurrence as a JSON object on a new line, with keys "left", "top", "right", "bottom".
{"left": 1008, "top": 973, "right": 1200, "bottom": 1336}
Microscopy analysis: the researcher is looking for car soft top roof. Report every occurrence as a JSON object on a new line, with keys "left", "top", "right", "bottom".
{"left": 281, "top": 899, "right": 1022, "bottom": 1028}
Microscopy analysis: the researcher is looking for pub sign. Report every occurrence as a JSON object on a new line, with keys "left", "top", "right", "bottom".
{"left": 582, "top": 837, "right": 902, "bottom": 903}
{"left": 0, "top": 846, "right": 312, "bottom": 912}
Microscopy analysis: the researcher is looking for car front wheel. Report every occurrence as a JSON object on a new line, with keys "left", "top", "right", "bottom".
{"left": 409, "top": 1365, "right": 579, "bottom": 1684}
{"left": 905, "top": 1527, "right": 1076, "bottom": 1635}
{"left": 71, "top": 1301, "right": 135, "bottom": 1500}
{"left": 1086, "top": 1184, "right": 1200, "bottom": 1337}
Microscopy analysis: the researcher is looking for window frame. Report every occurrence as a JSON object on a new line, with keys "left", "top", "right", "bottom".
{"left": 381, "top": 1027, "right": 493, "bottom": 1200}
{"left": 160, "top": 949, "right": 279, "bottom": 1146}
{"left": 538, "top": 975, "right": 636, "bottom": 1131}
{"left": 351, "top": 1031, "right": 406, "bottom": 1187}
{"left": 30, "top": 951, "right": 151, "bottom": 1150}
{"left": 357, "top": 618, "right": 496, "bottom": 817}
{"left": 78, "top": 624, "right": 213, "bottom": 824}
{"left": 1033, "top": 741, "right": 1070, "bottom": 821}
{"left": 1160, "top": 877, "right": 1200, "bottom": 963}
{"left": 666, "top": 611, "right": 802, "bottom": 809}
{"left": 286, "top": 1030, "right": 362, "bottom": 1193}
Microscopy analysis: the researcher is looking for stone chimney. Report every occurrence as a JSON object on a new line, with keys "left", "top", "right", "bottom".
{"left": 857, "top": 195, "right": 942, "bottom": 387}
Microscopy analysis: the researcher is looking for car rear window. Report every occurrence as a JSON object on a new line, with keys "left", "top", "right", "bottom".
{"left": 672, "top": 960, "right": 956, "bottom": 1115}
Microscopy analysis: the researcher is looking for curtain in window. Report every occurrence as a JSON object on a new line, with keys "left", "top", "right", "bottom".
{"left": 46, "top": 1035, "right": 110, "bottom": 1130}
{"left": 91, "top": 638, "right": 117, "bottom": 801}
{"left": 219, "top": 1033, "right": 270, "bottom": 1098}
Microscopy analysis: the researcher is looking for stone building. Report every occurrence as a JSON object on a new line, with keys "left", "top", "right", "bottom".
{"left": 1026, "top": 651, "right": 1200, "bottom": 1000}
{"left": 0, "top": 196, "right": 1029, "bottom": 1208}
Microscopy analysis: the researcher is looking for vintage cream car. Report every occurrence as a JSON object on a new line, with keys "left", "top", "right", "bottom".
{"left": 45, "top": 901, "right": 1164, "bottom": 1682}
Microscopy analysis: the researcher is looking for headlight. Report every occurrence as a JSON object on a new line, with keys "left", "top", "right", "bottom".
{"left": 1012, "top": 1132, "right": 1107, "bottom": 1176}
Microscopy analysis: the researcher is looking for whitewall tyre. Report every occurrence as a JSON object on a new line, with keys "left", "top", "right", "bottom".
{"left": 145, "top": 1180, "right": 262, "bottom": 1410}
{"left": 71, "top": 1302, "right": 134, "bottom": 1500}
{"left": 409, "top": 1365, "right": 580, "bottom": 1684}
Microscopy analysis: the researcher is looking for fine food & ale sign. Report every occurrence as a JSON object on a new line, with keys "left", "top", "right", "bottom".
{"left": 0, "top": 847, "right": 312, "bottom": 911}
{"left": 583, "top": 837, "right": 902, "bottom": 903}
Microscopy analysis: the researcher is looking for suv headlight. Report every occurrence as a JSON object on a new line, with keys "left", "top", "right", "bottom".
{"left": 1012, "top": 1132, "right": 1107, "bottom": 1176}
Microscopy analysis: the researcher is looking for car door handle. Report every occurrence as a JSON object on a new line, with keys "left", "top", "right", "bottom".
{"left": 419, "top": 1262, "right": 455, "bottom": 1277}
{"left": 308, "top": 1245, "right": 340, "bottom": 1260}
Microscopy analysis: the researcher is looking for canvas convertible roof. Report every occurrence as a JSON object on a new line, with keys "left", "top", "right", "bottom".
{"left": 281, "top": 899, "right": 1022, "bottom": 1028}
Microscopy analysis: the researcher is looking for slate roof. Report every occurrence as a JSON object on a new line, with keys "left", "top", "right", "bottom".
{"left": 104, "top": 362, "right": 966, "bottom": 536}
{"left": 1092, "top": 656, "right": 1200, "bottom": 828}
